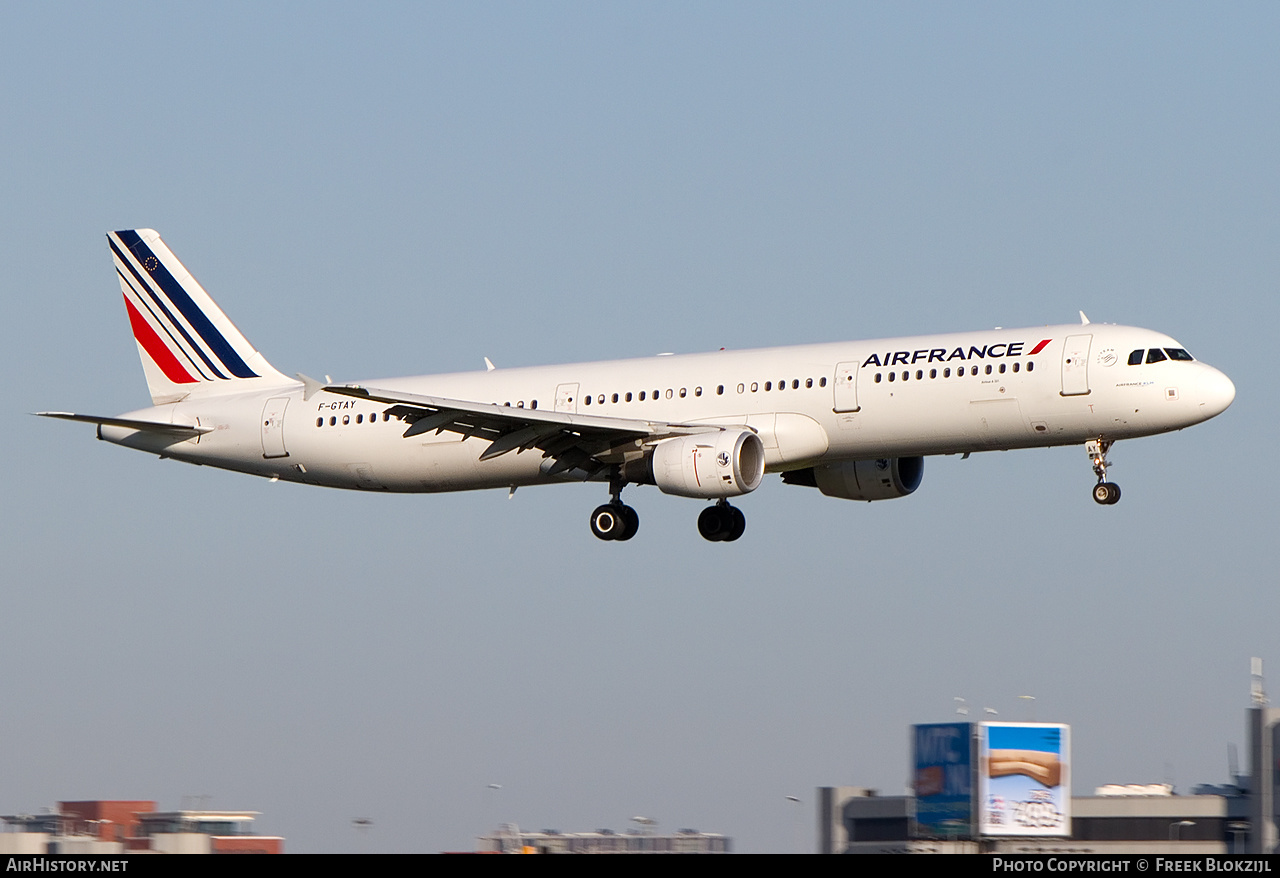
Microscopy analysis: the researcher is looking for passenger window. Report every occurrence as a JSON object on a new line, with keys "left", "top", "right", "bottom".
{"left": 316, "top": 417, "right": 323, "bottom": 427}
{"left": 357, "top": 414, "right": 363, "bottom": 424}
{"left": 717, "top": 385, "right": 724, "bottom": 395}
{"left": 751, "top": 382, "right": 758, "bottom": 392}
{"left": 764, "top": 381, "right": 772, "bottom": 391}
{"left": 598, "top": 394, "right": 605, "bottom": 404}
{"left": 680, "top": 388, "right": 687, "bottom": 398}
{"left": 792, "top": 379, "right": 799, "bottom": 389}
{"left": 915, "top": 370, "right": 923, "bottom": 380}
{"left": 1026, "top": 362, "right": 1034, "bottom": 372}
{"left": 819, "top": 377, "right": 827, "bottom": 387}
{"left": 984, "top": 365, "right": 992, "bottom": 375}
{"left": 530, "top": 400, "right": 537, "bottom": 409}
{"left": 943, "top": 368, "right": 951, "bottom": 378}
{"left": 665, "top": 389, "right": 673, "bottom": 399}
{"left": 329, "top": 416, "right": 336, "bottom": 426}
{"left": 625, "top": 392, "right": 632, "bottom": 402}
{"left": 805, "top": 378, "right": 812, "bottom": 388}
{"left": 343, "top": 415, "right": 350, "bottom": 425}
{"left": 971, "top": 366, "right": 979, "bottom": 376}
{"left": 584, "top": 396, "right": 591, "bottom": 405}
{"left": 888, "top": 372, "right": 895, "bottom": 382}
{"left": 875, "top": 373, "right": 882, "bottom": 383}
{"left": 611, "top": 393, "right": 619, "bottom": 403}
{"left": 737, "top": 384, "right": 744, "bottom": 394}
{"left": 639, "top": 391, "right": 645, "bottom": 401}
{"left": 1128, "top": 350, "right": 1144, "bottom": 366}
{"left": 1146, "top": 349, "right": 1167, "bottom": 364}
{"left": 694, "top": 387, "right": 702, "bottom": 397}
{"left": 999, "top": 363, "right": 1006, "bottom": 374}
{"left": 1012, "top": 362, "right": 1020, "bottom": 373}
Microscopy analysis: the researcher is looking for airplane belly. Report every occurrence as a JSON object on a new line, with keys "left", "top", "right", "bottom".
{"left": 380, "top": 436, "right": 550, "bottom": 492}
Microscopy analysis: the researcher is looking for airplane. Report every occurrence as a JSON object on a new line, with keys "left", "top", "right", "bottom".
{"left": 39, "top": 229, "right": 1236, "bottom": 543}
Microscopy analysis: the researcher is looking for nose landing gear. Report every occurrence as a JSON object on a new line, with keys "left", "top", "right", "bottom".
{"left": 1087, "top": 438, "right": 1121, "bottom": 505}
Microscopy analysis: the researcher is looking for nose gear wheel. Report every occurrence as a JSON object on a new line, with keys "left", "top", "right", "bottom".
{"left": 1087, "top": 438, "right": 1121, "bottom": 505}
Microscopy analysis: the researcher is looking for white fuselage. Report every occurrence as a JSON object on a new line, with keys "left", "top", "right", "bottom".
{"left": 100, "top": 322, "right": 1235, "bottom": 495}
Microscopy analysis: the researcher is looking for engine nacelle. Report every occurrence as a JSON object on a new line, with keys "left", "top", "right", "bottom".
{"left": 648, "top": 430, "right": 766, "bottom": 499}
{"left": 809, "top": 456, "right": 924, "bottom": 501}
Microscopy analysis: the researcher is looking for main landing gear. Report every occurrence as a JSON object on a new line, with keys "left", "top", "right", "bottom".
{"left": 590, "top": 473, "right": 640, "bottom": 541}
{"left": 1087, "top": 438, "right": 1121, "bottom": 506}
{"left": 697, "top": 500, "right": 746, "bottom": 543}
{"left": 588, "top": 472, "right": 748, "bottom": 542}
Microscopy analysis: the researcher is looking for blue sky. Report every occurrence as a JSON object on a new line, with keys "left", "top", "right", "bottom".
{"left": 3, "top": 2, "right": 1277, "bottom": 853}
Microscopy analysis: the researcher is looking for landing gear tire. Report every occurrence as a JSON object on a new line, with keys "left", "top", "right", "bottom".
{"left": 698, "top": 502, "right": 746, "bottom": 542}
{"left": 1092, "top": 482, "right": 1121, "bottom": 505}
{"left": 590, "top": 503, "right": 639, "bottom": 541}
{"left": 619, "top": 504, "right": 640, "bottom": 540}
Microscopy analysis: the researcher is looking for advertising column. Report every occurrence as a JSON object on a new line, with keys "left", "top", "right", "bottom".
{"left": 912, "top": 722, "right": 974, "bottom": 838}
{"left": 978, "top": 723, "right": 1070, "bottom": 837}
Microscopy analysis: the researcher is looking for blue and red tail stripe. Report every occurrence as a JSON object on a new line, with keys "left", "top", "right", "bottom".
{"left": 110, "top": 230, "right": 259, "bottom": 380}
{"left": 122, "top": 295, "right": 198, "bottom": 384}
{"left": 114, "top": 257, "right": 221, "bottom": 381}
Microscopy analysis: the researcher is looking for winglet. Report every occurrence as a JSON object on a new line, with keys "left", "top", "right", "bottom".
{"left": 1079, "top": 311, "right": 1090, "bottom": 325}
{"left": 484, "top": 357, "right": 496, "bottom": 372}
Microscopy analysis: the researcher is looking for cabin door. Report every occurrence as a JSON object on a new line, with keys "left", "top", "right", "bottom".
{"left": 555, "top": 383, "right": 580, "bottom": 413}
{"left": 1060, "top": 335, "right": 1092, "bottom": 396}
{"left": 261, "top": 397, "right": 290, "bottom": 459}
{"left": 833, "top": 362, "right": 860, "bottom": 412}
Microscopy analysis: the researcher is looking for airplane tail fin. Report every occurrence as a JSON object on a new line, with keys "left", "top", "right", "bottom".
{"left": 108, "top": 229, "right": 293, "bottom": 404}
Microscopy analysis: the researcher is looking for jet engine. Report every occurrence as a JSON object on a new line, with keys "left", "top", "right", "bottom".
{"left": 631, "top": 430, "right": 766, "bottom": 499}
{"left": 782, "top": 456, "right": 924, "bottom": 501}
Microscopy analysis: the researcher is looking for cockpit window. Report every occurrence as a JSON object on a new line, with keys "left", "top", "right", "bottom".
{"left": 1164, "top": 347, "right": 1194, "bottom": 361}
{"left": 1146, "top": 348, "right": 1168, "bottom": 364}
{"left": 1128, "top": 350, "right": 1144, "bottom": 366}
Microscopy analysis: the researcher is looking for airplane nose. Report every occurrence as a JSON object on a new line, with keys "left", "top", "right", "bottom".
{"left": 1199, "top": 366, "right": 1235, "bottom": 418}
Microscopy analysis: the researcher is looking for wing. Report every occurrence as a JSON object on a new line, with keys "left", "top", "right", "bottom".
{"left": 324, "top": 384, "right": 738, "bottom": 478}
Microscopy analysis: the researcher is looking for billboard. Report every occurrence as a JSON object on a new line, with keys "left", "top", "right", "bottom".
{"left": 912, "top": 722, "right": 973, "bottom": 837}
{"left": 978, "top": 723, "right": 1070, "bottom": 836}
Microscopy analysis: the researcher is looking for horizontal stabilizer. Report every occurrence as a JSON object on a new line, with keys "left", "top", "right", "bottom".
{"left": 35, "top": 412, "right": 211, "bottom": 436}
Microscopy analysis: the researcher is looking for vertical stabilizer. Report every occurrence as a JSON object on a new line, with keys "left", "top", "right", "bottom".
{"left": 108, "top": 229, "right": 292, "bottom": 404}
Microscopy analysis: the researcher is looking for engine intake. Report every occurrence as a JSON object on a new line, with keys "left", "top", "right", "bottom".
{"left": 641, "top": 430, "right": 766, "bottom": 499}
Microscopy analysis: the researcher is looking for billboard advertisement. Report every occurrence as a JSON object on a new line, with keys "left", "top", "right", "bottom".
{"left": 978, "top": 723, "right": 1070, "bottom": 836}
{"left": 912, "top": 722, "right": 973, "bottom": 837}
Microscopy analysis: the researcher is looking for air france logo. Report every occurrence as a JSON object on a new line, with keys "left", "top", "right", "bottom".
{"left": 861, "top": 339, "right": 1052, "bottom": 368}
{"left": 717, "top": 451, "right": 731, "bottom": 468}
